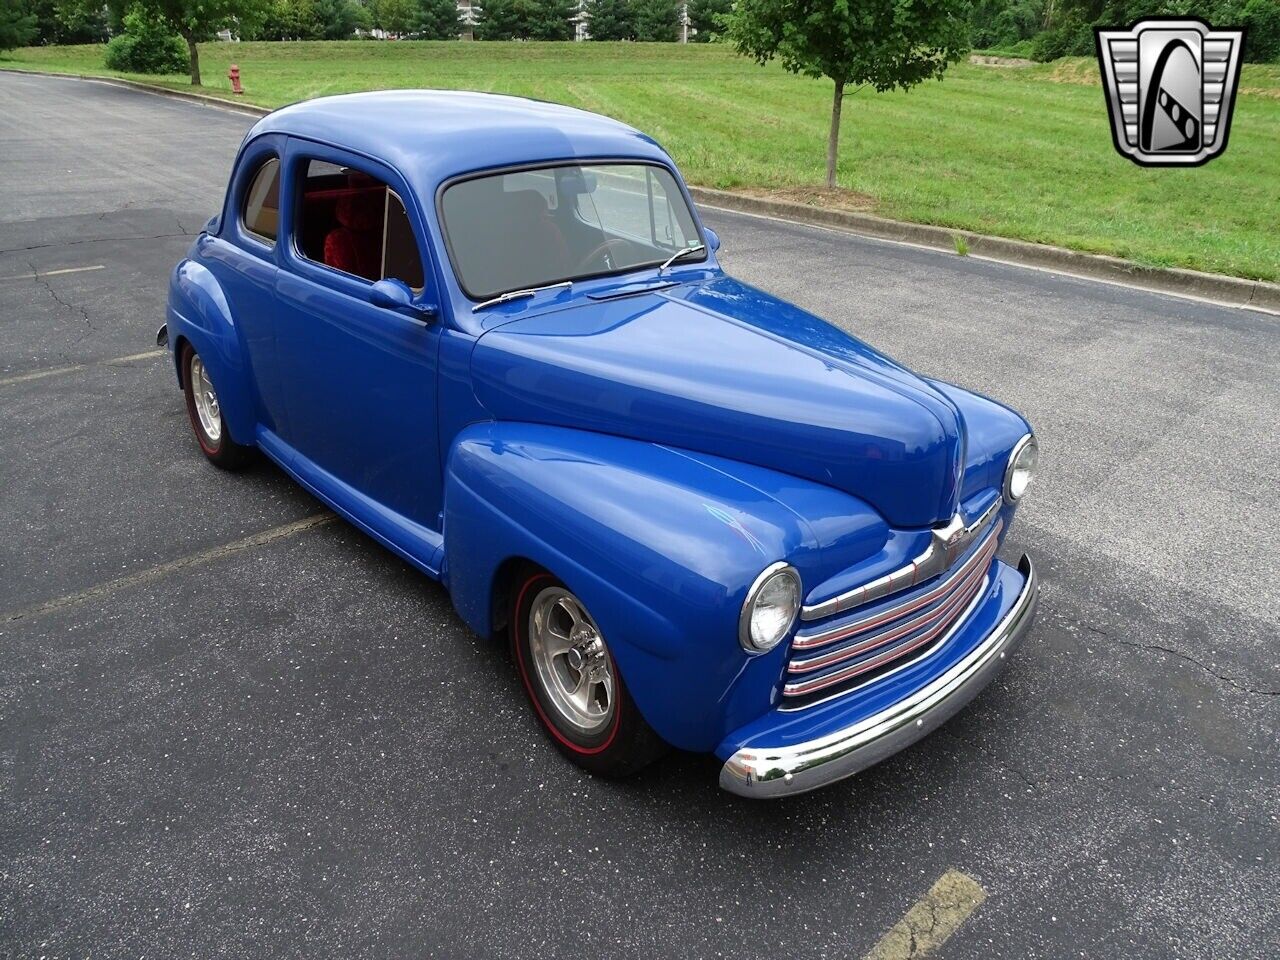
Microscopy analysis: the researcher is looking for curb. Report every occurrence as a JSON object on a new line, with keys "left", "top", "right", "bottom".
{"left": 687, "top": 187, "right": 1280, "bottom": 316}
{"left": 0, "top": 67, "right": 272, "bottom": 118}
{"left": 5, "top": 68, "right": 1276, "bottom": 316}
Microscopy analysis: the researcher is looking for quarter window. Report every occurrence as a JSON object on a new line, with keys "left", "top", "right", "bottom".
{"left": 241, "top": 157, "right": 280, "bottom": 243}
{"left": 296, "top": 159, "right": 425, "bottom": 291}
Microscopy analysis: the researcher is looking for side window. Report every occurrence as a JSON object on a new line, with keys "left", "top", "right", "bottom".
{"left": 295, "top": 159, "right": 425, "bottom": 291}
{"left": 241, "top": 157, "right": 281, "bottom": 244}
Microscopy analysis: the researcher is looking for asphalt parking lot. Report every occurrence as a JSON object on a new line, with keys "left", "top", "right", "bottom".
{"left": 1, "top": 72, "right": 1277, "bottom": 960}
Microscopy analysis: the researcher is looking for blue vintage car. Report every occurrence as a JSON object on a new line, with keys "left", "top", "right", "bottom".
{"left": 160, "top": 91, "right": 1039, "bottom": 797}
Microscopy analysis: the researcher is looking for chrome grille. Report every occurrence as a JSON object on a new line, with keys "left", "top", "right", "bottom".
{"left": 782, "top": 515, "right": 1002, "bottom": 706}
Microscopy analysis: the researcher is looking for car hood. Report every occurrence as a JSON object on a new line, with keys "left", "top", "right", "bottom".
{"left": 469, "top": 277, "right": 965, "bottom": 529}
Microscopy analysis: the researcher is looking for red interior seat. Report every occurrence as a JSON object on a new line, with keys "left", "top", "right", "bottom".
{"left": 322, "top": 189, "right": 384, "bottom": 281}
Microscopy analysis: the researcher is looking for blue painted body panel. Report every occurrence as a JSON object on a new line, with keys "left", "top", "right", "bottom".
{"left": 165, "top": 91, "right": 1035, "bottom": 763}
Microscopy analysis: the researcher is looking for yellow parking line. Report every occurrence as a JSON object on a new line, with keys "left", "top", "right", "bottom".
{"left": 1, "top": 514, "right": 337, "bottom": 626}
{"left": 863, "top": 869, "right": 987, "bottom": 960}
{"left": 0, "top": 364, "right": 85, "bottom": 387}
{"left": 104, "top": 349, "right": 165, "bottom": 364}
{"left": 0, "top": 348, "right": 164, "bottom": 388}
{"left": 0, "top": 264, "right": 106, "bottom": 282}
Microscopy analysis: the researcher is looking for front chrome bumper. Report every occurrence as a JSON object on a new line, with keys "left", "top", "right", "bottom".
{"left": 719, "top": 553, "right": 1038, "bottom": 798}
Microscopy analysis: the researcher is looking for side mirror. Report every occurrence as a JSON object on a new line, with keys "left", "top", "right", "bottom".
{"left": 704, "top": 228, "right": 721, "bottom": 252}
{"left": 370, "top": 278, "right": 437, "bottom": 321}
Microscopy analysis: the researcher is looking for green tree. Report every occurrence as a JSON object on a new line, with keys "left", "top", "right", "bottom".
{"left": 0, "top": 0, "right": 39, "bottom": 51}
{"left": 969, "top": 0, "right": 1044, "bottom": 48}
{"left": 254, "top": 0, "right": 320, "bottom": 38}
{"left": 632, "top": 0, "right": 677, "bottom": 40}
{"left": 416, "top": 0, "right": 460, "bottom": 38}
{"left": 687, "top": 0, "right": 730, "bottom": 41}
{"left": 27, "top": 0, "right": 109, "bottom": 43}
{"left": 727, "top": 0, "right": 970, "bottom": 188}
{"left": 314, "top": 0, "right": 363, "bottom": 37}
{"left": 372, "top": 0, "right": 416, "bottom": 32}
{"left": 585, "top": 0, "right": 634, "bottom": 39}
{"left": 475, "top": 0, "right": 575, "bottom": 39}
{"left": 1240, "top": 0, "right": 1280, "bottom": 62}
{"left": 59, "top": 0, "right": 267, "bottom": 84}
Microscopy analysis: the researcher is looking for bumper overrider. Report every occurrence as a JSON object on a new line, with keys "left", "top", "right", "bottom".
{"left": 719, "top": 554, "right": 1038, "bottom": 798}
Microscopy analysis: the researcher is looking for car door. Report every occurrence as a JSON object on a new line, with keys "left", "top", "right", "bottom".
{"left": 273, "top": 139, "right": 444, "bottom": 538}
{"left": 201, "top": 133, "right": 290, "bottom": 435}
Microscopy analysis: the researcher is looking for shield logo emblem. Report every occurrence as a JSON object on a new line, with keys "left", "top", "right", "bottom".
{"left": 1095, "top": 18, "right": 1246, "bottom": 166}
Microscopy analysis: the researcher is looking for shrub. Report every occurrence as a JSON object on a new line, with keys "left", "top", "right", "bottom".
{"left": 1030, "top": 18, "right": 1094, "bottom": 62}
{"left": 1242, "top": 0, "right": 1280, "bottom": 63}
{"left": 104, "top": 6, "right": 188, "bottom": 74}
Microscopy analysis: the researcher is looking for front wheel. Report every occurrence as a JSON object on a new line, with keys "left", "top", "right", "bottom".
{"left": 510, "top": 569, "right": 667, "bottom": 777}
{"left": 181, "top": 342, "right": 253, "bottom": 470}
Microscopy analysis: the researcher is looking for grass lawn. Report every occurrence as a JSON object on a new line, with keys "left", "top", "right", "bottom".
{"left": 4, "top": 41, "right": 1278, "bottom": 281}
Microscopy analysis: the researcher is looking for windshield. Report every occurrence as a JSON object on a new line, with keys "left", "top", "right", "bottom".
{"left": 440, "top": 163, "right": 705, "bottom": 300}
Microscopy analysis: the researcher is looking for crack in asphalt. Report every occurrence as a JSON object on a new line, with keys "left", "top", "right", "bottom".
{"left": 0, "top": 230, "right": 193, "bottom": 255}
{"left": 29, "top": 259, "right": 96, "bottom": 349}
{"left": 865, "top": 869, "right": 986, "bottom": 960}
{"left": 1089, "top": 626, "right": 1280, "bottom": 697}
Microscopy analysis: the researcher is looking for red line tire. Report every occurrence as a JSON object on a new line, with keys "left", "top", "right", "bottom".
{"left": 510, "top": 568, "right": 667, "bottom": 778}
{"left": 181, "top": 342, "right": 253, "bottom": 470}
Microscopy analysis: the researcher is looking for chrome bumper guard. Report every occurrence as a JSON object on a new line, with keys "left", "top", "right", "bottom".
{"left": 719, "top": 554, "right": 1038, "bottom": 799}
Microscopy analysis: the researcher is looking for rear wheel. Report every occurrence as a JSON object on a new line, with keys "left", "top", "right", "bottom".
{"left": 510, "top": 569, "right": 666, "bottom": 777}
{"left": 181, "top": 342, "right": 253, "bottom": 470}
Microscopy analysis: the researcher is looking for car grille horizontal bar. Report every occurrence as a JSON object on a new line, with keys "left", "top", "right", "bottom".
{"left": 793, "top": 519, "right": 1002, "bottom": 653}
{"left": 781, "top": 516, "right": 1002, "bottom": 705}
{"left": 800, "top": 496, "right": 1002, "bottom": 622}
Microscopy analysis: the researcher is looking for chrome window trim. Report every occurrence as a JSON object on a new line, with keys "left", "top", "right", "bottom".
{"left": 739, "top": 561, "right": 801, "bottom": 654}
{"left": 800, "top": 496, "right": 1002, "bottom": 623}
{"left": 240, "top": 156, "right": 281, "bottom": 246}
{"left": 1003, "top": 433, "right": 1037, "bottom": 504}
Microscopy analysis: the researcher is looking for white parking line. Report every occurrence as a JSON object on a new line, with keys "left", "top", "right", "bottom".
{"left": 0, "top": 514, "right": 337, "bottom": 626}
{"left": 863, "top": 869, "right": 987, "bottom": 960}
{"left": 0, "top": 348, "right": 165, "bottom": 388}
{"left": 0, "top": 264, "right": 105, "bottom": 282}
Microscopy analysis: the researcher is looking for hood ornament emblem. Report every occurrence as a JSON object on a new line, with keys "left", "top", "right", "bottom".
{"left": 800, "top": 498, "right": 1003, "bottom": 621}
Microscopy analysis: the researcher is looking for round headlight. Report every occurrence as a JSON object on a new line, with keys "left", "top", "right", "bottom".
{"left": 1004, "top": 434, "right": 1039, "bottom": 503}
{"left": 740, "top": 563, "right": 801, "bottom": 653}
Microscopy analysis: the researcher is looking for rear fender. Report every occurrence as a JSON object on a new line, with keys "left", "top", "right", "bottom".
{"left": 444, "top": 422, "right": 829, "bottom": 752}
{"left": 167, "top": 256, "right": 255, "bottom": 446}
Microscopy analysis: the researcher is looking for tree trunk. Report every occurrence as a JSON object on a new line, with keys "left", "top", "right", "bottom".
{"left": 826, "top": 79, "right": 845, "bottom": 190}
{"left": 183, "top": 31, "right": 200, "bottom": 86}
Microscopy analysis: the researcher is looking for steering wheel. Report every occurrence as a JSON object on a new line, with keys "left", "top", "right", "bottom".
{"left": 574, "top": 238, "right": 632, "bottom": 274}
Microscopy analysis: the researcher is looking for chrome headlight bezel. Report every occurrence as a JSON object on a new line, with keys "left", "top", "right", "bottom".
{"left": 1003, "top": 433, "right": 1038, "bottom": 503}
{"left": 739, "top": 562, "right": 801, "bottom": 654}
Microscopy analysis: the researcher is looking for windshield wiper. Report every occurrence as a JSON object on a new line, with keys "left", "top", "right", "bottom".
{"left": 658, "top": 243, "right": 706, "bottom": 275}
{"left": 472, "top": 280, "right": 572, "bottom": 313}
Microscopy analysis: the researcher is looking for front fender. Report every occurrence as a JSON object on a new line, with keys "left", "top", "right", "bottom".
{"left": 443, "top": 422, "right": 847, "bottom": 752}
{"left": 166, "top": 257, "right": 255, "bottom": 446}
{"left": 928, "top": 378, "right": 1032, "bottom": 501}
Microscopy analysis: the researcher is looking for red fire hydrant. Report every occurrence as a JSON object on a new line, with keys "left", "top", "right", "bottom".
{"left": 228, "top": 64, "right": 244, "bottom": 95}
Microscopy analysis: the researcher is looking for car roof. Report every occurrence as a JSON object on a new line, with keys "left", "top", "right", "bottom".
{"left": 246, "top": 90, "right": 674, "bottom": 190}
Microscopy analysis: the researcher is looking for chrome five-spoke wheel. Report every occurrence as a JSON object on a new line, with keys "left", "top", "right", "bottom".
{"left": 510, "top": 569, "right": 666, "bottom": 777}
{"left": 189, "top": 354, "right": 222, "bottom": 445}
{"left": 180, "top": 341, "right": 252, "bottom": 470}
{"left": 528, "top": 586, "right": 616, "bottom": 734}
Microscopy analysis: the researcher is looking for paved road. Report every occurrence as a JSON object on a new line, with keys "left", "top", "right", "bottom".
{"left": 1, "top": 72, "right": 1276, "bottom": 960}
